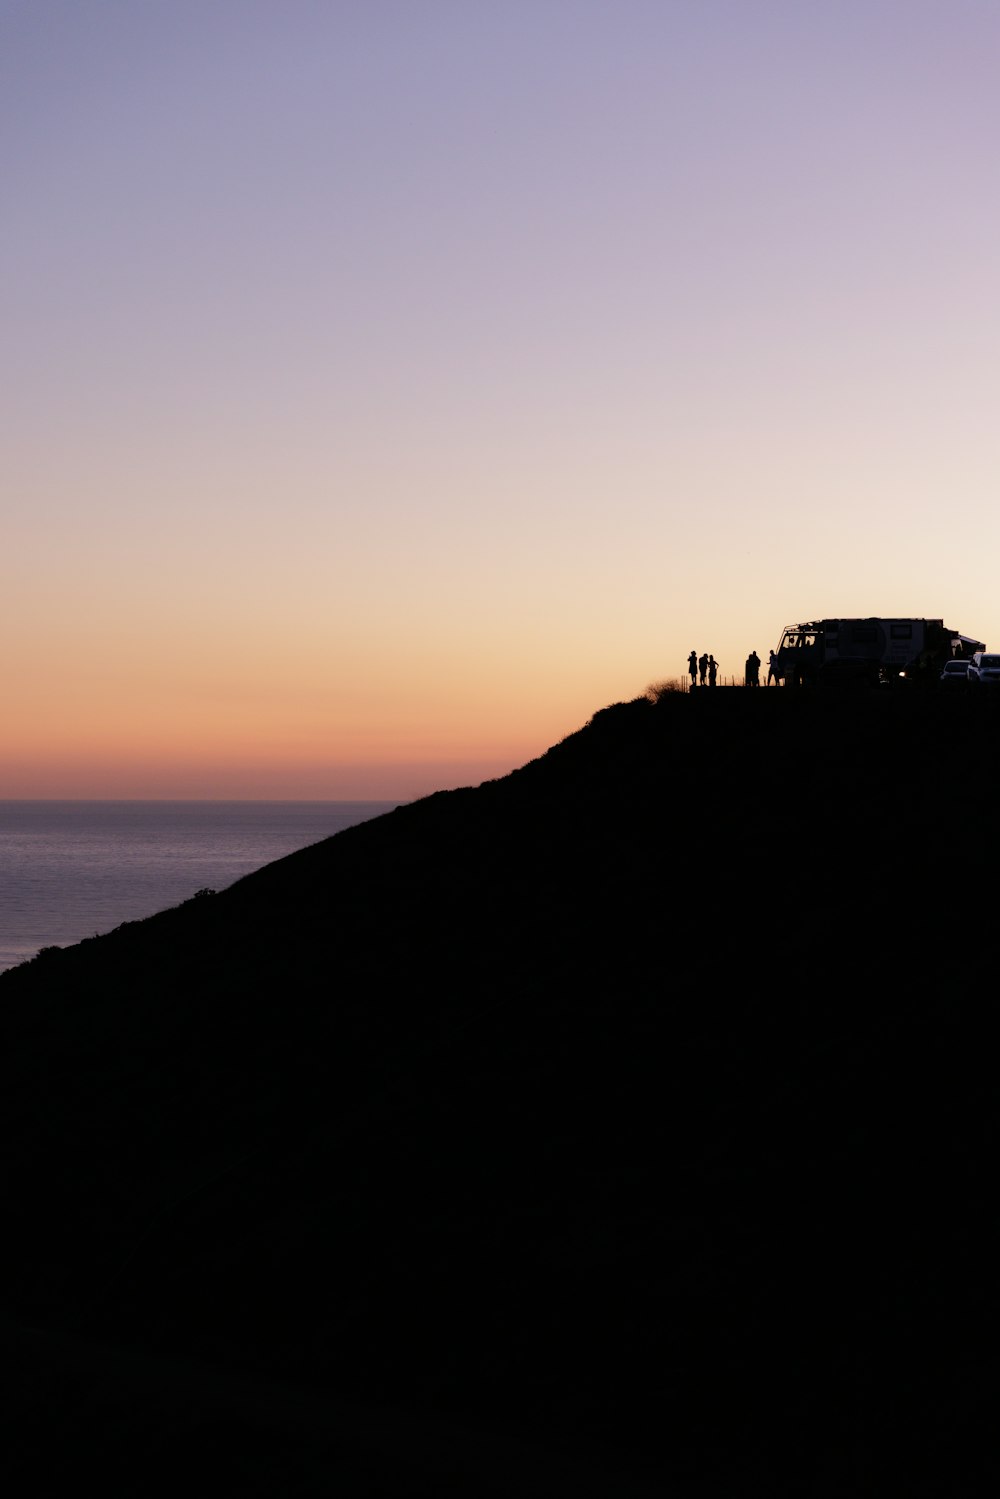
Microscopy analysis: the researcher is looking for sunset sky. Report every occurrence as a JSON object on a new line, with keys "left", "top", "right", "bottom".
{"left": 5, "top": 1, "right": 999, "bottom": 798}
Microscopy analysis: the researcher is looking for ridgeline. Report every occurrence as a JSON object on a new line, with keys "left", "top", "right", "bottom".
{"left": 4, "top": 688, "right": 999, "bottom": 1495}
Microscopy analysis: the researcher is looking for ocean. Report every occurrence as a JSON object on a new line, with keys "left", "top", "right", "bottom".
{"left": 0, "top": 800, "right": 399, "bottom": 974}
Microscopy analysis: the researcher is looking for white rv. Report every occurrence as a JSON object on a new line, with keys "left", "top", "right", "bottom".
{"left": 772, "top": 618, "right": 984, "bottom": 687}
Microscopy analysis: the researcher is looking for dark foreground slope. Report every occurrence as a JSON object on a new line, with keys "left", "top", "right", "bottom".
{"left": 4, "top": 689, "right": 1000, "bottom": 1495}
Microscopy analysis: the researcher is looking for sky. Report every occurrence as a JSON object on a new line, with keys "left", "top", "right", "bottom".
{"left": 5, "top": 0, "right": 999, "bottom": 798}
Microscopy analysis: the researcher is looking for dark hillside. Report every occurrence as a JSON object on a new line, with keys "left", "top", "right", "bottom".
{"left": 4, "top": 689, "right": 1000, "bottom": 1494}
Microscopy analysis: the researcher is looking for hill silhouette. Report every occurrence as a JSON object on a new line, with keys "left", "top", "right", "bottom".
{"left": 4, "top": 688, "right": 999, "bottom": 1495}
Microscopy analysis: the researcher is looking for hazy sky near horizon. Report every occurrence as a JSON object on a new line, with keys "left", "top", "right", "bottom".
{"left": 5, "top": 1, "right": 999, "bottom": 797}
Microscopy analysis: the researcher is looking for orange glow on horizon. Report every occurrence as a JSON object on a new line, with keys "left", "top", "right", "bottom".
{"left": 6, "top": 5, "right": 1000, "bottom": 798}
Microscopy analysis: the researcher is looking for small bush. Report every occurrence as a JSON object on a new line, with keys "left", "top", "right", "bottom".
{"left": 645, "top": 678, "right": 687, "bottom": 702}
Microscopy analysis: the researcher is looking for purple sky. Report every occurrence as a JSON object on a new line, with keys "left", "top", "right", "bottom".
{"left": 5, "top": 1, "right": 999, "bottom": 794}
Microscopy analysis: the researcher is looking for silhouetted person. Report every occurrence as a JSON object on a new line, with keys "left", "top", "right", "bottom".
{"left": 747, "top": 650, "right": 761, "bottom": 686}
{"left": 767, "top": 650, "right": 779, "bottom": 686}
{"left": 688, "top": 650, "right": 698, "bottom": 690}
{"left": 708, "top": 655, "right": 718, "bottom": 687}
{"left": 699, "top": 652, "right": 708, "bottom": 687}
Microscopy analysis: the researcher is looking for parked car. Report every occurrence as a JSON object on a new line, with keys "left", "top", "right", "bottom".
{"left": 968, "top": 651, "right": 1000, "bottom": 685}
{"left": 940, "top": 659, "right": 970, "bottom": 685}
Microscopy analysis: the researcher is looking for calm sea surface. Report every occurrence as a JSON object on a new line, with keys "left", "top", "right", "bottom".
{"left": 0, "top": 800, "right": 398, "bottom": 973}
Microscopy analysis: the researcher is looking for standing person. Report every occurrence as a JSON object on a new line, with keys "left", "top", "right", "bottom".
{"left": 745, "top": 653, "right": 754, "bottom": 687}
{"left": 688, "top": 650, "right": 698, "bottom": 691}
{"left": 698, "top": 652, "right": 709, "bottom": 687}
{"left": 708, "top": 654, "right": 718, "bottom": 687}
{"left": 749, "top": 650, "right": 761, "bottom": 686}
{"left": 767, "top": 649, "right": 779, "bottom": 687}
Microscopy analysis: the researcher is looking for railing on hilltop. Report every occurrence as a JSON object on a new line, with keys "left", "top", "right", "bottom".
{"left": 652, "top": 678, "right": 781, "bottom": 694}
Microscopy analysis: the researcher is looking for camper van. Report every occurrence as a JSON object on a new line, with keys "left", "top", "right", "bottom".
{"left": 772, "top": 618, "right": 983, "bottom": 687}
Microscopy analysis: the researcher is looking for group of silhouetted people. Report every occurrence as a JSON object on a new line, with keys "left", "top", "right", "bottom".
{"left": 744, "top": 649, "right": 781, "bottom": 685}
{"left": 747, "top": 649, "right": 783, "bottom": 685}
{"left": 688, "top": 650, "right": 718, "bottom": 688}
{"left": 687, "top": 648, "right": 781, "bottom": 689}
